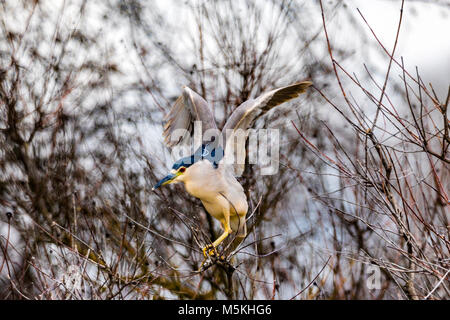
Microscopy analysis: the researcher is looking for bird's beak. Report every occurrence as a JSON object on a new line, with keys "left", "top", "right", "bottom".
{"left": 152, "top": 171, "right": 177, "bottom": 191}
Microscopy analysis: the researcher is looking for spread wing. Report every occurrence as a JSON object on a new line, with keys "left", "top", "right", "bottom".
{"left": 221, "top": 81, "right": 312, "bottom": 176}
{"left": 163, "top": 87, "right": 217, "bottom": 148}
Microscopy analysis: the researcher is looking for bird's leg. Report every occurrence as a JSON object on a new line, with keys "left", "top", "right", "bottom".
{"left": 201, "top": 227, "right": 231, "bottom": 258}
{"left": 211, "top": 226, "right": 231, "bottom": 250}
{"left": 201, "top": 215, "right": 231, "bottom": 259}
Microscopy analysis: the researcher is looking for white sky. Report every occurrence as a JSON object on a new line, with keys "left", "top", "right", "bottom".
{"left": 349, "top": 0, "right": 450, "bottom": 98}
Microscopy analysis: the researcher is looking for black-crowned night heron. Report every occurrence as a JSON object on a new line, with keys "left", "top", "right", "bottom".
{"left": 153, "top": 81, "right": 312, "bottom": 260}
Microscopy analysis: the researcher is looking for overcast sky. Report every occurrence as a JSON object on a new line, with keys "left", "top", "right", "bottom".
{"left": 349, "top": 0, "right": 449, "bottom": 98}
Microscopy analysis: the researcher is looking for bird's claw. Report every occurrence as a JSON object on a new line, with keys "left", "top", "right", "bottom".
{"left": 202, "top": 244, "right": 217, "bottom": 257}
{"left": 198, "top": 244, "right": 227, "bottom": 271}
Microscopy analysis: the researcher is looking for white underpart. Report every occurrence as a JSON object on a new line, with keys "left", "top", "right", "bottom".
{"left": 176, "top": 160, "right": 248, "bottom": 237}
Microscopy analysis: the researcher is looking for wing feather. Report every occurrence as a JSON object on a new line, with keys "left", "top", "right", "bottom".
{"left": 162, "top": 87, "right": 217, "bottom": 148}
{"left": 221, "top": 81, "right": 312, "bottom": 176}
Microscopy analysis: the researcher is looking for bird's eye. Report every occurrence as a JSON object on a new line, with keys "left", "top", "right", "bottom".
{"left": 179, "top": 167, "right": 186, "bottom": 173}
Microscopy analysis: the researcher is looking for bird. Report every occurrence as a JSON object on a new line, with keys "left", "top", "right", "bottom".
{"left": 152, "top": 81, "right": 312, "bottom": 261}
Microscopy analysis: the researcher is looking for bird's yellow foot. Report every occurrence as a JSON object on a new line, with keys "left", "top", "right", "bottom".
{"left": 198, "top": 245, "right": 215, "bottom": 271}
{"left": 198, "top": 245, "right": 227, "bottom": 271}
{"left": 202, "top": 244, "right": 217, "bottom": 257}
